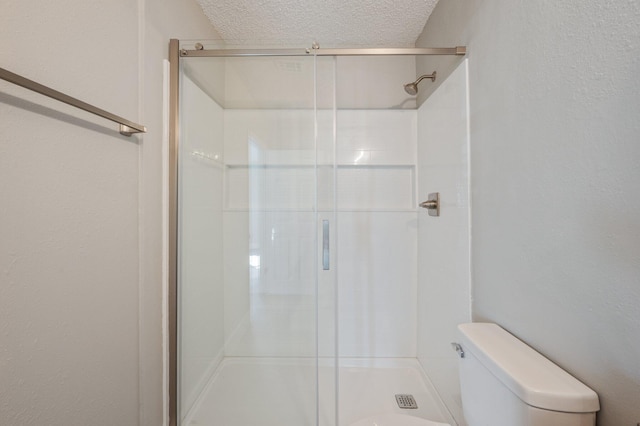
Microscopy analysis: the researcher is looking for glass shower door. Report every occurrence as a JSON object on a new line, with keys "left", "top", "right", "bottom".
{"left": 178, "top": 52, "right": 337, "bottom": 426}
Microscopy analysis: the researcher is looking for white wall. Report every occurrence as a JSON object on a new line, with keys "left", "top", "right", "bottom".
{"left": 417, "top": 2, "right": 640, "bottom": 425}
{"left": 0, "top": 1, "right": 219, "bottom": 425}
{"left": 416, "top": 59, "right": 471, "bottom": 425}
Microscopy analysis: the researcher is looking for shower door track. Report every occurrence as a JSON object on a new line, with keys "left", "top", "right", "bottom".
{"left": 179, "top": 46, "right": 466, "bottom": 57}
{"left": 167, "top": 38, "right": 466, "bottom": 426}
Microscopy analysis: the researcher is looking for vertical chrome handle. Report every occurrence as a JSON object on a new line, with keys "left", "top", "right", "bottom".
{"left": 322, "top": 220, "right": 330, "bottom": 270}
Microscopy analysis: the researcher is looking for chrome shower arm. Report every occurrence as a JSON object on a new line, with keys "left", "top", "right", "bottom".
{"left": 414, "top": 72, "right": 437, "bottom": 85}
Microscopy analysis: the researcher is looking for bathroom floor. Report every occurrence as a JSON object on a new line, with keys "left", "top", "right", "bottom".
{"left": 182, "top": 358, "right": 455, "bottom": 426}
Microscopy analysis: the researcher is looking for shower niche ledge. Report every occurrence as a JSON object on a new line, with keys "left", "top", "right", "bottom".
{"left": 224, "top": 162, "right": 416, "bottom": 212}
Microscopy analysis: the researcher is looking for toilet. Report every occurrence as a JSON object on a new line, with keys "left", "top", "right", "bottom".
{"left": 456, "top": 323, "right": 600, "bottom": 425}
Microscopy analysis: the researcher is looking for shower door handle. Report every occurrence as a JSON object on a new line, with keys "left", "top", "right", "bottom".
{"left": 322, "top": 220, "right": 330, "bottom": 270}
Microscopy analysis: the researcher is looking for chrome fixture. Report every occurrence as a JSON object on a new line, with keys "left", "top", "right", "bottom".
{"left": 404, "top": 72, "right": 437, "bottom": 95}
{"left": 322, "top": 220, "right": 330, "bottom": 270}
{"left": 395, "top": 394, "right": 418, "bottom": 409}
{"left": 179, "top": 46, "right": 467, "bottom": 57}
{"left": 306, "top": 41, "right": 320, "bottom": 54}
{"left": 419, "top": 192, "right": 440, "bottom": 217}
{"left": 0, "top": 67, "right": 146, "bottom": 136}
{"left": 451, "top": 342, "right": 465, "bottom": 358}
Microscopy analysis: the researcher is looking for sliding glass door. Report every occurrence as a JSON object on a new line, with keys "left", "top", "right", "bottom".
{"left": 176, "top": 51, "right": 337, "bottom": 426}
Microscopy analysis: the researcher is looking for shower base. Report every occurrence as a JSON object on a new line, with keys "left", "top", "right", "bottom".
{"left": 182, "top": 358, "right": 455, "bottom": 426}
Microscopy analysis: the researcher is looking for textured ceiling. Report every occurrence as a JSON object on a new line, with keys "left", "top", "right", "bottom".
{"left": 196, "top": 0, "right": 440, "bottom": 47}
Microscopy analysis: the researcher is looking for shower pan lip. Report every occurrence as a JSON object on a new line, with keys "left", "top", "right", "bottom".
{"left": 347, "top": 413, "right": 451, "bottom": 426}
{"left": 182, "top": 358, "right": 455, "bottom": 426}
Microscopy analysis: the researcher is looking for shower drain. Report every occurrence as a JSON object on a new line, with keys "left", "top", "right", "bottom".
{"left": 395, "top": 394, "right": 418, "bottom": 409}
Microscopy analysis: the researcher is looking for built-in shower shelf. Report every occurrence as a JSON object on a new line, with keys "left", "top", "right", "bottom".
{"left": 225, "top": 163, "right": 316, "bottom": 168}
{"left": 224, "top": 163, "right": 416, "bottom": 211}
{"left": 335, "top": 163, "right": 416, "bottom": 168}
{"left": 223, "top": 208, "right": 418, "bottom": 213}
{"left": 224, "top": 163, "right": 416, "bottom": 168}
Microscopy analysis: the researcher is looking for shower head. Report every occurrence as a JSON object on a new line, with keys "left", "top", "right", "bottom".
{"left": 403, "top": 82, "right": 419, "bottom": 96}
{"left": 404, "top": 71, "right": 437, "bottom": 95}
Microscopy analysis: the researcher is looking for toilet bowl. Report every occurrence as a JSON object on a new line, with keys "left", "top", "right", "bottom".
{"left": 349, "top": 413, "right": 450, "bottom": 426}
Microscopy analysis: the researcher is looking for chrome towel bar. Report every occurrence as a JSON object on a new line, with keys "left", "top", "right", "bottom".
{"left": 0, "top": 66, "right": 146, "bottom": 136}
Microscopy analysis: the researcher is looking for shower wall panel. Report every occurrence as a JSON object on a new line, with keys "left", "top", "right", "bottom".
{"left": 179, "top": 76, "right": 225, "bottom": 415}
{"left": 336, "top": 56, "right": 418, "bottom": 109}
{"left": 416, "top": 60, "right": 471, "bottom": 424}
{"left": 335, "top": 110, "right": 418, "bottom": 358}
{"left": 222, "top": 108, "right": 321, "bottom": 358}
{"left": 338, "top": 211, "right": 418, "bottom": 357}
{"left": 220, "top": 108, "right": 418, "bottom": 359}
{"left": 336, "top": 110, "right": 416, "bottom": 166}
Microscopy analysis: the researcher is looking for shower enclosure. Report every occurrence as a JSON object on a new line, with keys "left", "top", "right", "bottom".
{"left": 168, "top": 39, "right": 470, "bottom": 426}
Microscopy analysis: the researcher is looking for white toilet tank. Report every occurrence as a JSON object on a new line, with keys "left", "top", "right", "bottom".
{"left": 456, "top": 323, "right": 599, "bottom": 426}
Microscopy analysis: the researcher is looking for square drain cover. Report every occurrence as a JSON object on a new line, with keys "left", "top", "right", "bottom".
{"left": 395, "top": 394, "right": 418, "bottom": 409}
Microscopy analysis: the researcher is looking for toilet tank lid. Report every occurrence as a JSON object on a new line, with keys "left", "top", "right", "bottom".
{"left": 458, "top": 323, "right": 600, "bottom": 413}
